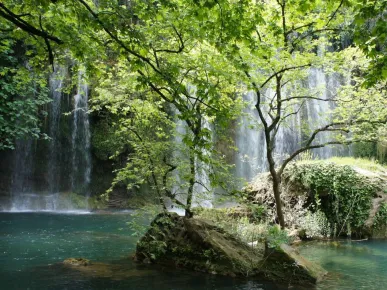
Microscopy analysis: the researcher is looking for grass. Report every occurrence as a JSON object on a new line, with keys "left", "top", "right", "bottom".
{"left": 325, "top": 157, "right": 387, "bottom": 172}
{"left": 298, "top": 155, "right": 387, "bottom": 173}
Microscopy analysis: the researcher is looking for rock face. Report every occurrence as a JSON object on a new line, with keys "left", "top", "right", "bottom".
{"left": 135, "top": 213, "right": 326, "bottom": 285}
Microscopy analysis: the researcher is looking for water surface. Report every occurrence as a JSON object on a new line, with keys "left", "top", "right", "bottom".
{"left": 0, "top": 213, "right": 386, "bottom": 290}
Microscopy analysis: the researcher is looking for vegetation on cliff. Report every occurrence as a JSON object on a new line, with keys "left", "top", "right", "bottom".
{"left": 245, "top": 157, "right": 387, "bottom": 238}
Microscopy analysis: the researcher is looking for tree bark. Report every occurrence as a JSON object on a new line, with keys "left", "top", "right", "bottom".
{"left": 271, "top": 171, "right": 285, "bottom": 229}
{"left": 267, "top": 143, "right": 285, "bottom": 229}
{"left": 185, "top": 152, "right": 195, "bottom": 218}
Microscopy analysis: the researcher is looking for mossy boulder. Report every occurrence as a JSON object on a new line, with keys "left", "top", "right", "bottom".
{"left": 135, "top": 213, "right": 326, "bottom": 285}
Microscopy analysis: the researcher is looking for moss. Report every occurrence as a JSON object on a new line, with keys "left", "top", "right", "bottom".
{"left": 88, "top": 195, "right": 108, "bottom": 210}
{"left": 135, "top": 213, "right": 326, "bottom": 285}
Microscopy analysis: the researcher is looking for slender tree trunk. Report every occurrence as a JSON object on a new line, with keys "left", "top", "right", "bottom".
{"left": 185, "top": 151, "right": 195, "bottom": 218}
{"left": 271, "top": 171, "right": 285, "bottom": 229}
{"left": 267, "top": 146, "right": 285, "bottom": 229}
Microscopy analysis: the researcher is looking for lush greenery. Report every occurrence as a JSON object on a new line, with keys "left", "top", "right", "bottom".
{"left": 0, "top": 37, "right": 50, "bottom": 149}
{"left": 1, "top": 0, "right": 387, "bottom": 227}
{"left": 374, "top": 202, "right": 387, "bottom": 230}
{"left": 287, "top": 162, "right": 377, "bottom": 236}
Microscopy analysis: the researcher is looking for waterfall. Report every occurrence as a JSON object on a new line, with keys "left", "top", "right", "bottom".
{"left": 169, "top": 105, "right": 213, "bottom": 212}
{"left": 235, "top": 91, "right": 267, "bottom": 181}
{"left": 71, "top": 72, "right": 92, "bottom": 198}
{"left": 48, "top": 68, "right": 64, "bottom": 197}
{"left": 5, "top": 69, "right": 92, "bottom": 212}
{"left": 10, "top": 139, "right": 35, "bottom": 210}
{"left": 235, "top": 68, "right": 348, "bottom": 181}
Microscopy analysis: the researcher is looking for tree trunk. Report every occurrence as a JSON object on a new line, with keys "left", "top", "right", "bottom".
{"left": 267, "top": 147, "right": 285, "bottom": 229}
{"left": 185, "top": 152, "right": 195, "bottom": 218}
{"left": 271, "top": 172, "right": 285, "bottom": 229}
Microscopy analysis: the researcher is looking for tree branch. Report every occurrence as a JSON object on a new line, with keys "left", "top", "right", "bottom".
{"left": 326, "top": 0, "right": 344, "bottom": 27}
{"left": 0, "top": 3, "right": 63, "bottom": 44}
{"left": 260, "top": 64, "right": 311, "bottom": 88}
{"left": 154, "top": 25, "right": 185, "bottom": 54}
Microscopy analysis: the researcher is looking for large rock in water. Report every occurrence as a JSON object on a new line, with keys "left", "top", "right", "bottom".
{"left": 135, "top": 213, "right": 326, "bottom": 285}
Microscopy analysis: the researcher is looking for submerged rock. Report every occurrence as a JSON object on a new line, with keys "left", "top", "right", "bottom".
{"left": 62, "top": 258, "right": 154, "bottom": 280}
{"left": 135, "top": 213, "right": 326, "bottom": 285}
{"left": 63, "top": 258, "right": 90, "bottom": 266}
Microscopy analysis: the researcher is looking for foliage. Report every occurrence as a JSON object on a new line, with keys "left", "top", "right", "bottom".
{"left": 298, "top": 210, "right": 331, "bottom": 239}
{"left": 374, "top": 202, "right": 387, "bottom": 229}
{"left": 352, "top": 0, "right": 387, "bottom": 85}
{"left": 91, "top": 118, "right": 127, "bottom": 161}
{"left": 195, "top": 207, "right": 290, "bottom": 247}
{"left": 127, "top": 205, "right": 162, "bottom": 238}
{"left": 266, "top": 226, "right": 290, "bottom": 249}
{"left": 352, "top": 142, "right": 379, "bottom": 160}
{"left": 0, "top": 36, "right": 50, "bottom": 149}
{"left": 286, "top": 162, "right": 376, "bottom": 236}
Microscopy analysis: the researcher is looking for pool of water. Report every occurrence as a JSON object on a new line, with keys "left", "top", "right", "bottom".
{"left": 297, "top": 240, "right": 387, "bottom": 290}
{"left": 0, "top": 213, "right": 386, "bottom": 290}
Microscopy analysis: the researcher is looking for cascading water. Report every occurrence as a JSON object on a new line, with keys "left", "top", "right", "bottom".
{"left": 6, "top": 69, "right": 92, "bottom": 211}
{"left": 169, "top": 105, "right": 213, "bottom": 213}
{"left": 47, "top": 68, "right": 64, "bottom": 195}
{"left": 71, "top": 72, "right": 91, "bottom": 199}
{"left": 9, "top": 139, "right": 35, "bottom": 210}
{"left": 235, "top": 91, "right": 267, "bottom": 181}
{"left": 235, "top": 68, "right": 349, "bottom": 181}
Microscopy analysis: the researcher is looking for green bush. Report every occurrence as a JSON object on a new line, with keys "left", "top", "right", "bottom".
{"left": 374, "top": 202, "right": 387, "bottom": 229}
{"left": 285, "top": 162, "right": 377, "bottom": 236}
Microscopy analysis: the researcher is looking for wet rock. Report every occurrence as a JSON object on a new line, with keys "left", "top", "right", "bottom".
{"left": 63, "top": 258, "right": 90, "bottom": 266}
{"left": 135, "top": 213, "right": 326, "bottom": 285}
{"left": 62, "top": 258, "right": 154, "bottom": 280}
{"left": 264, "top": 243, "right": 327, "bottom": 284}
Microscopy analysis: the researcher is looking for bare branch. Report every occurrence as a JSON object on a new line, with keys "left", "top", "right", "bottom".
{"left": 285, "top": 22, "right": 316, "bottom": 37}
{"left": 278, "top": 118, "right": 387, "bottom": 175}
{"left": 281, "top": 95, "right": 334, "bottom": 103}
{"left": 326, "top": 0, "right": 344, "bottom": 27}
{"left": 280, "top": 99, "right": 306, "bottom": 122}
{"left": 260, "top": 64, "right": 312, "bottom": 89}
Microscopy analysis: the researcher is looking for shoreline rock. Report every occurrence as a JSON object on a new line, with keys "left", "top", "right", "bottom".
{"left": 135, "top": 213, "right": 326, "bottom": 286}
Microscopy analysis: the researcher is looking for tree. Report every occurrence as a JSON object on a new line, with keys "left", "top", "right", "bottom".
{"left": 2, "top": 0, "right": 386, "bottom": 225}
{"left": 351, "top": 0, "right": 387, "bottom": 86}
{"left": 0, "top": 32, "right": 50, "bottom": 149}
{"left": 67, "top": 0, "right": 245, "bottom": 216}
{"left": 0, "top": 0, "right": 245, "bottom": 216}
{"left": 203, "top": 0, "right": 387, "bottom": 228}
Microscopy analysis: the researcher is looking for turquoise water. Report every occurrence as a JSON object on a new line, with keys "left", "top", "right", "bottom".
{"left": 298, "top": 240, "right": 387, "bottom": 290}
{"left": 0, "top": 213, "right": 386, "bottom": 290}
